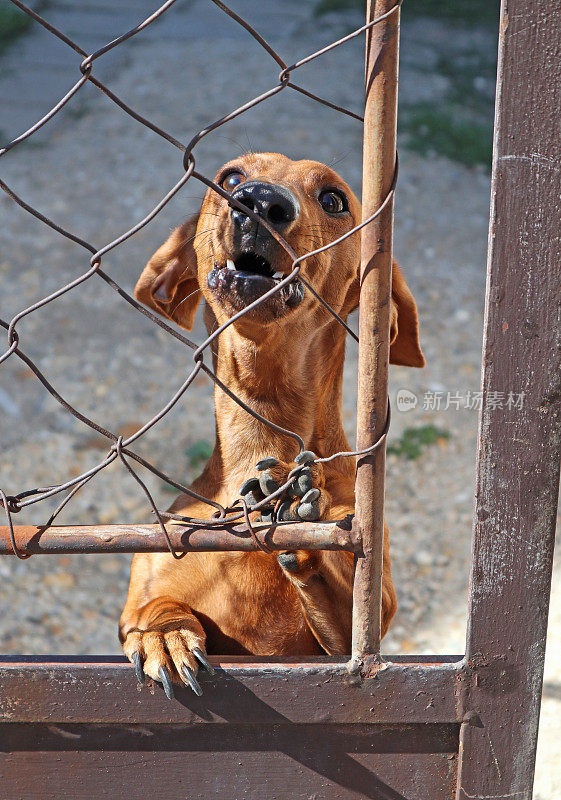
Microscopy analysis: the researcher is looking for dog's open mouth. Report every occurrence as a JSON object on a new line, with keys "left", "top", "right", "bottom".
{"left": 228, "top": 252, "right": 283, "bottom": 281}
{"left": 207, "top": 251, "right": 304, "bottom": 317}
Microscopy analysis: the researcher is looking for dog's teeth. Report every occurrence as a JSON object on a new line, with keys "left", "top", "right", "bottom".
{"left": 226, "top": 259, "right": 236, "bottom": 271}
{"left": 273, "top": 272, "right": 283, "bottom": 281}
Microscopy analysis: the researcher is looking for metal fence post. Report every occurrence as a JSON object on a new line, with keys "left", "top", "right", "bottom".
{"left": 456, "top": 0, "right": 561, "bottom": 795}
{"left": 352, "top": 0, "right": 400, "bottom": 664}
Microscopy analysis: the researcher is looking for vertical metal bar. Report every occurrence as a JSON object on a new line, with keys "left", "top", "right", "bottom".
{"left": 456, "top": 0, "right": 561, "bottom": 795}
{"left": 352, "top": 0, "right": 400, "bottom": 663}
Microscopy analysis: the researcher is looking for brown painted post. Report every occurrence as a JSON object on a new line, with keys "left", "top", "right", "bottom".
{"left": 352, "top": 0, "right": 399, "bottom": 663}
{"left": 457, "top": 0, "right": 561, "bottom": 796}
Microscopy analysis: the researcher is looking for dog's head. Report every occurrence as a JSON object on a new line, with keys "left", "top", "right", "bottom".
{"left": 135, "top": 153, "right": 424, "bottom": 366}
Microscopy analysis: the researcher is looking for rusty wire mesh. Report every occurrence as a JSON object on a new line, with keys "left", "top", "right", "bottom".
{"left": 1, "top": 0, "right": 398, "bottom": 558}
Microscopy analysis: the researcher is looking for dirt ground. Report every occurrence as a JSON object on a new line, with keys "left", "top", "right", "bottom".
{"left": 0, "top": 1, "right": 559, "bottom": 795}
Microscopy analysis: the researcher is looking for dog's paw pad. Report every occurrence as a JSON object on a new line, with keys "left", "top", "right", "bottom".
{"left": 256, "top": 457, "right": 279, "bottom": 471}
{"left": 259, "top": 470, "right": 279, "bottom": 495}
{"left": 276, "top": 550, "right": 320, "bottom": 578}
{"left": 294, "top": 450, "right": 316, "bottom": 466}
{"left": 239, "top": 477, "right": 261, "bottom": 496}
{"left": 239, "top": 477, "right": 265, "bottom": 509}
{"left": 277, "top": 552, "right": 300, "bottom": 571}
{"left": 277, "top": 498, "right": 298, "bottom": 522}
{"left": 239, "top": 453, "right": 330, "bottom": 523}
{"left": 296, "top": 488, "right": 321, "bottom": 521}
{"left": 290, "top": 466, "right": 313, "bottom": 498}
{"left": 300, "top": 488, "right": 320, "bottom": 503}
{"left": 297, "top": 500, "right": 320, "bottom": 521}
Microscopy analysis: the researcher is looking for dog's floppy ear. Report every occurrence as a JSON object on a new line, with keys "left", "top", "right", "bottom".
{"left": 388, "top": 261, "right": 425, "bottom": 368}
{"left": 134, "top": 213, "right": 201, "bottom": 331}
{"left": 342, "top": 260, "right": 425, "bottom": 367}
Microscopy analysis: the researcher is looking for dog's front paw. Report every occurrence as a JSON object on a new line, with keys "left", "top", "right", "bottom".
{"left": 122, "top": 614, "right": 213, "bottom": 699}
{"left": 276, "top": 550, "right": 322, "bottom": 578}
{"left": 239, "top": 451, "right": 331, "bottom": 523}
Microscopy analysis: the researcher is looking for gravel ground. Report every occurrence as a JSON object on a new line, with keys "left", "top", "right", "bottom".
{"left": 0, "top": 1, "right": 559, "bottom": 795}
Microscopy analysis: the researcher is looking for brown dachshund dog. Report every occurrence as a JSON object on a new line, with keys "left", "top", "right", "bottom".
{"left": 120, "top": 153, "right": 424, "bottom": 697}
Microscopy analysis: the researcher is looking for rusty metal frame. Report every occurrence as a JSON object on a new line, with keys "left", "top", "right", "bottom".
{"left": 1, "top": 0, "right": 560, "bottom": 797}
{"left": 0, "top": 519, "right": 355, "bottom": 554}
{"left": 352, "top": 0, "right": 399, "bottom": 666}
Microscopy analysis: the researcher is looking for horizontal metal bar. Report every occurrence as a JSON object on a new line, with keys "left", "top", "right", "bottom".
{"left": 0, "top": 520, "right": 356, "bottom": 555}
{"left": 0, "top": 656, "right": 464, "bottom": 725}
{"left": 0, "top": 720, "right": 460, "bottom": 800}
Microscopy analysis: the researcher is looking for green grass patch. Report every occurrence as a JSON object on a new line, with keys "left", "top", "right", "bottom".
{"left": 160, "top": 440, "right": 214, "bottom": 493}
{"left": 314, "top": 0, "right": 363, "bottom": 14}
{"left": 160, "top": 481, "right": 179, "bottom": 494}
{"left": 388, "top": 424, "right": 450, "bottom": 460}
{"left": 436, "top": 51, "right": 497, "bottom": 109}
{"left": 0, "top": 1, "right": 32, "bottom": 55}
{"left": 314, "top": 0, "right": 499, "bottom": 26}
{"left": 185, "top": 440, "right": 213, "bottom": 469}
{"left": 400, "top": 102, "right": 492, "bottom": 168}
{"left": 407, "top": 0, "right": 499, "bottom": 25}
{"left": 314, "top": 1, "right": 497, "bottom": 170}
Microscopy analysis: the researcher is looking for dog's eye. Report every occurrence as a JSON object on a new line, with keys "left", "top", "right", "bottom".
{"left": 318, "top": 189, "right": 347, "bottom": 214}
{"left": 222, "top": 171, "right": 246, "bottom": 191}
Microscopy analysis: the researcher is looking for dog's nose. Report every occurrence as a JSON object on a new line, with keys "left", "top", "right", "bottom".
{"left": 230, "top": 181, "right": 299, "bottom": 231}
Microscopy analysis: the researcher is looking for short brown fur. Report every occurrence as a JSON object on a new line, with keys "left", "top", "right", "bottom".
{"left": 121, "top": 153, "right": 424, "bottom": 686}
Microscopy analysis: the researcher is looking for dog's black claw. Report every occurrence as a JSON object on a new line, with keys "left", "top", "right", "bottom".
{"left": 158, "top": 665, "right": 174, "bottom": 700}
{"left": 259, "top": 470, "right": 279, "bottom": 496}
{"left": 193, "top": 647, "right": 215, "bottom": 676}
{"left": 278, "top": 499, "right": 298, "bottom": 522}
{"left": 300, "top": 488, "right": 320, "bottom": 505}
{"left": 239, "top": 477, "right": 260, "bottom": 496}
{"left": 297, "top": 500, "right": 320, "bottom": 521}
{"left": 277, "top": 552, "right": 300, "bottom": 572}
{"left": 132, "top": 651, "right": 144, "bottom": 686}
{"left": 293, "top": 466, "right": 313, "bottom": 497}
{"left": 182, "top": 664, "right": 203, "bottom": 696}
{"left": 295, "top": 450, "right": 316, "bottom": 466}
{"left": 256, "top": 457, "right": 279, "bottom": 471}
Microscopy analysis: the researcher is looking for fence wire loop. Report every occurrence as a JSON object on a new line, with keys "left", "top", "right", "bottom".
{"left": 1, "top": 490, "right": 31, "bottom": 559}
{"left": 1, "top": 0, "right": 399, "bottom": 552}
{"left": 240, "top": 498, "right": 275, "bottom": 554}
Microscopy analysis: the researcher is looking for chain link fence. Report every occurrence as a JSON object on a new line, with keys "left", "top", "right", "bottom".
{"left": 1, "top": 0, "right": 399, "bottom": 558}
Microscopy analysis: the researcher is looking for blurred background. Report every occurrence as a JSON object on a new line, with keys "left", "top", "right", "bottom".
{"left": 0, "top": 1, "right": 558, "bottom": 795}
